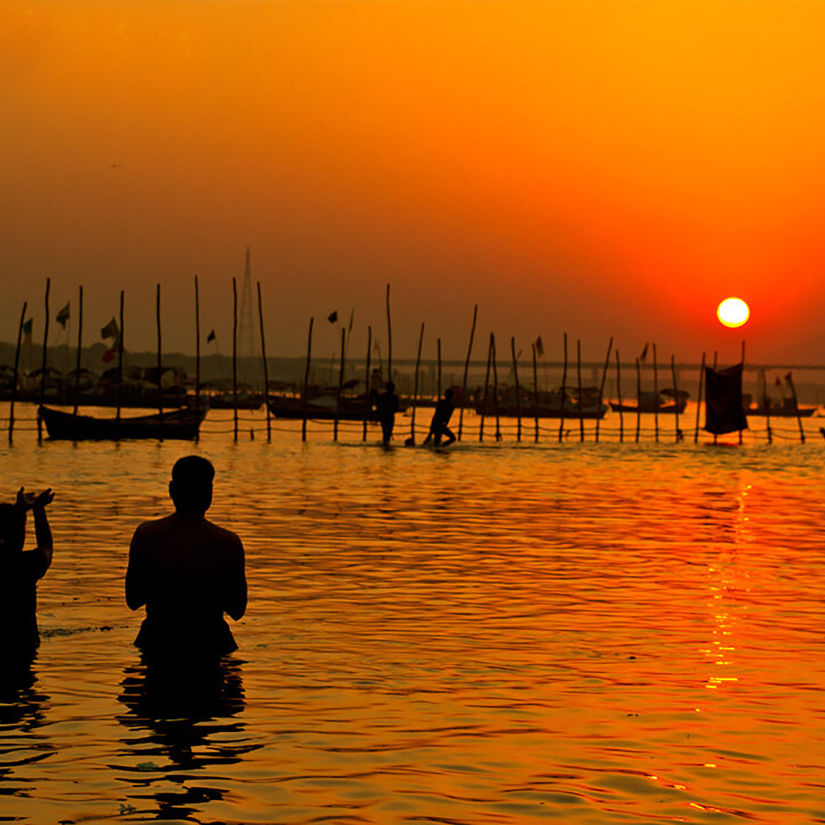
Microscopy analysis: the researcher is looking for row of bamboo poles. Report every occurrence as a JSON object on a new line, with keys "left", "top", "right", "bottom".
{"left": 6, "top": 279, "right": 810, "bottom": 445}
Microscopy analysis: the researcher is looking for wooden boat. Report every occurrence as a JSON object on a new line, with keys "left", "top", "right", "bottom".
{"left": 267, "top": 393, "right": 411, "bottom": 421}
{"left": 38, "top": 405, "right": 207, "bottom": 441}
{"left": 476, "top": 387, "right": 607, "bottom": 419}
{"left": 610, "top": 389, "right": 688, "bottom": 415}
{"left": 744, "top": 399, "right": 817, "bottom": 417}
{"left": 267, "top": 395, "right": 377, "bottom": 421}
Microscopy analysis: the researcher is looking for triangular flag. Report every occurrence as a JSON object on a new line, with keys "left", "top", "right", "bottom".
{"left": 101, "top": 317, "right": 119, "bottom": 340}
{"left": 56, "top": 303, "right": 70, "bottom": 328}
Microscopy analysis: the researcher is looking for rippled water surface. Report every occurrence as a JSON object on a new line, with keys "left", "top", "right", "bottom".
{"left": 2, "top": 404, "right": 825, "bottom": 824}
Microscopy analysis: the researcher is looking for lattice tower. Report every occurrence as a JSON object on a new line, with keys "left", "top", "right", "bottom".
{"left": 238, "top": 247, "right": 256, "bottom": 361}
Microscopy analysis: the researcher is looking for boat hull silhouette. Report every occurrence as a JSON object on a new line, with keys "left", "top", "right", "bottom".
{"left": 609, "top": 400, "right": 687, "bottom": 414}
{"left": 38, "top": 405, "right": 206, "bottom": 441}
{"left": 267, "top": 396, "right": 377, "bottom": 421}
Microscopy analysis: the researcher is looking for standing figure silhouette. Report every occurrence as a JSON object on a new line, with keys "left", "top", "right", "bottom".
{"left": 376, "top": 381, "right": 399, "bottom": 445}
{"left": 126, "top": 456, "right": 246, "bottom": 662}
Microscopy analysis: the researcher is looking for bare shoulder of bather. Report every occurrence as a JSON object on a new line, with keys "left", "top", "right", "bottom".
{"left": 127, "top": 515, "right": 246, "bottom": 619}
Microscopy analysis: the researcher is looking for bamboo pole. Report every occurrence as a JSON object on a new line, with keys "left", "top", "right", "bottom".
{"left": 576, "top": 338, "right": 584, "bottom": 442}
{"left": 334, "top": 327, "right": 345, "bottom": 442}
{"left": 437, "top": 337, "right": 442, "bottom": 398}
{"left": 116, "top": 290, "right": 124, "bottom": 433}
{"left": 385, "top": 283, "right": 392, "bottom": 384}
{"left": 786, "top": 371, "right": 805, "bottom": 443}
{"left": 558, "top": 332, "right": 568, "bottom": 443}
{"left": 594, "top": 336, "right": 613, "bottom": 443}
{"left": 635, "top": 357, "right": 642, "bottom": 443}
{"left": 9, "top": 302, "right": 26, "bottom": 444}
{"left": 761, "top": 369, "right": 772, "bottom": 444}
{"left": 480, "top": 332, "right": 493, "bottom": 442}
{"left": 231, "top": 277, "right": 240, "bottom": 441}
{"left": 615, "top": 350, "right": 624, "bottom": 442}
{"left": 73, "top": 286, "right": 83, "bottom": 416}
{"left": 652, "top": 343, "right": 659, "bottom": 443}
{"left": 670, "top": 354, "right": 680, "bottom": 442}
{"left": 156, "top": 284, "right": 163, "bottom": 440}
{"left": 532, "top": 343, "right": 539, "bottom": 443}
{"left": 194, "top": 276, "right": 201, "bottom": 427}
{"left": 739, "top": 340, "right": 745, "bottom": 445}
{"left": 491, "top": 333, "right": 501, "bottom": 441}
{"left": 458, "top": 304, "right": 478, "bottom": 441}
{"left": 694, "top": 353, "right": 705, "bottom": 444}
{"left": 712, "top": 351, "right": 718, "bottom": 445}
{"left": 410, "top": 322, "right": 425, "bottom": 444}
{"left": 257, "top": 281, "right": 271, "bottom": 442}
{"left": 302, "top": 317, "right": 314, "bottom": 442}
{"left": 511, "top": 337, "right": 521, "bottom": 442}
{"left": 37, "top": 278, "right": 51, "bottom": 442}
{"left": 362, "top": 325, "right": 371, "bottom": 441}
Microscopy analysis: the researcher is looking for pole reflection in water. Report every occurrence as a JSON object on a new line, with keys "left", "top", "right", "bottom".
{"left": 115, "top": 656, "right": 255, "bottom": 820}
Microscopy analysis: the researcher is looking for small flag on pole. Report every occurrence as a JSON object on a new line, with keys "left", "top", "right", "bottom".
{"left": 327, "top": 311, "right": 338, "bottom": 324}
{"left": 101, "top": 317, "right": 119, "bottom": 340}
{"left": 56, "top": 303, "right": 70, "bottom": 328}
{"left": 22, "top": 318, "right": 33, "bottom": 342}
{"left": 640, "top": 342, "right": 649, "bottom": 361}
{"left": 206, "top": 329, "right": 216, "bottom": 343}
{"left": 535, "top": 336, "right": 544, "bottom": 358}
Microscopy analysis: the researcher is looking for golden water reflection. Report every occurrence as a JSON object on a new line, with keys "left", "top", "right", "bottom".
{"left": 0, "top": 419, "right": 823, "bottom": 823}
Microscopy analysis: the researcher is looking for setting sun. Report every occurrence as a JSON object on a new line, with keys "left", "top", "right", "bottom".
{"left": 717, "top": 297, "right": 750, "bottom": 328}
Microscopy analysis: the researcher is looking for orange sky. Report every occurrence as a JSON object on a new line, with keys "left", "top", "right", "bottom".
{"left": 3, "top": 0, "right": 825, "bottom": 364}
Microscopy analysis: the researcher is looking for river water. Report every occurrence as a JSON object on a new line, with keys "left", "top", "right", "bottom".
{"left": 1, "top": 403, "right": 824, "bottom": 824}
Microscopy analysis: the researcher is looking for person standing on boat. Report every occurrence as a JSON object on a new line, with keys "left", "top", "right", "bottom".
{"left": 423, "top": 388, "right": 457, "bottom": 447}
{"left": 0, "top": 487, "right": 54, "bottom": 662}
{"left": 125, "top": 456, "right": 246, "bottom": 662}
{"left": 376, "top": 381, "right": 399, "bottom": 445}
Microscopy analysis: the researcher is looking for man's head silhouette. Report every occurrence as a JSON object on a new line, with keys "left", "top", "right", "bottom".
{"left": 169, "top": 456, "right": 214, "bottom": 515}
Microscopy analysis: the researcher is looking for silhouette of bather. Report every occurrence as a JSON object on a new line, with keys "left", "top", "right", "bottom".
{"left": 376, "top": 381, "right": 399, "bottom": 444}
{"left": 423, "top": 389, "right": 457, "bottom": 447}
{"left": 0, "top": 487, "right": 54, "bottom": 663}
{"left": 126, "top": 456, "right": 246, "bottom": 662}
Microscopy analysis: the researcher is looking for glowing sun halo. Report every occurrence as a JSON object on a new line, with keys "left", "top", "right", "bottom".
{"left": 717, "top": 297, "right": 750, "bottom": 328}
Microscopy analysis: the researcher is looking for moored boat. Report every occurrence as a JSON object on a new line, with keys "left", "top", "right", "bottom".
{"left": 267, "top": 395, "right": 377, "bottom": 420}
{"left": 476, "top": 387, "right": 607, "bottom": 419}
{"left": 38, "top": 405, "right": 207, "bottom": 441}
{"left": 743, "top": 397, "right": 817, "bottom": 417}
{"left": 610, "top": 389, "right": 689, "bottom": 414}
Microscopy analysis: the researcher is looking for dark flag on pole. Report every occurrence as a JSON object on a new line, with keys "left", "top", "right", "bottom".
{"left": 206, "top": 329, "right": 216, "bottom": 343}
{"left": 640, "top": 342, "right": 649, "bottom": 361}
{"left": 101, "top": 317, "right": 119, "bottom": 340}
{"left": 704, "top": 363, "right": 748, "bottom": 435}
{"left": 56, "top": 303, "right": 70, "bottom": 328}
{"left": 327, "top": 311, "right": 338, "bottom": 324}
{"left": 535, "top": 336, "right": 544, "bottom": 358}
